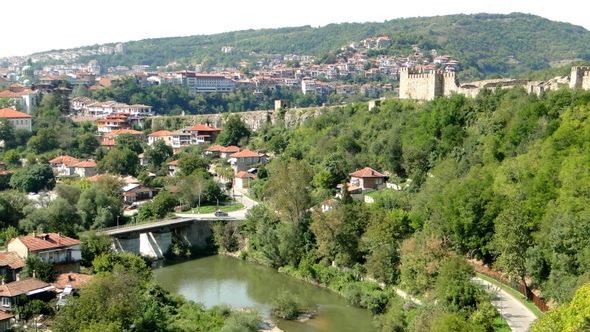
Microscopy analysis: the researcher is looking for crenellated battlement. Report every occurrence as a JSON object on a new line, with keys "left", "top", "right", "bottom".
{"left": 570, "top": 66, "right": 590, "bottom": 89}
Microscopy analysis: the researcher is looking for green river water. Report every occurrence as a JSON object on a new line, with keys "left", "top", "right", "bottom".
{"left": 152, "top": 255, "right": 375, "bottom": 332}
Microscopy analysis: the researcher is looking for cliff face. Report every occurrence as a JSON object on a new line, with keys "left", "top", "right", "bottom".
{"left": 150, "top": 107, "right": 329, "bottom": 132}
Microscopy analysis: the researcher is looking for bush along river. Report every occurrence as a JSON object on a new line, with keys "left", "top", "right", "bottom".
{"left": 153, "top": 255, "right": 375, "bottom": 332}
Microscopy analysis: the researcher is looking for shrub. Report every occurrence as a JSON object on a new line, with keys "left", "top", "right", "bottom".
{"left": 271, "top": 290, "right": 300, "bottom": 320}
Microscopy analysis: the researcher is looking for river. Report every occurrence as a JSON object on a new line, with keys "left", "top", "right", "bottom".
{"left": 152, "top": 255, "right": 375, "bottom": 332}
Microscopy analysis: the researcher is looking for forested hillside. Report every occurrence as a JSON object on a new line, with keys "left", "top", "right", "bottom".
{"left": 230, "top": 85, "right": 590, "bottom": 329}
{"left": 59, "top": 13, "right": 590, "bottom": 80}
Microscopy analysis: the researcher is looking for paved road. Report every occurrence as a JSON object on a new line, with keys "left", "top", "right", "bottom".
{"left": 473, "top": 277, "right": 538, "bottom": 332}
{"left": 175, "top": 188, "right": 258, "bottom": 220}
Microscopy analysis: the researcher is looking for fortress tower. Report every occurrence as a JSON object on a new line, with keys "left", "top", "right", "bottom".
{"left": 399, "top": 67, "right": 458, "bottom": 101}
{"left": 570, "top": 66, "right": 590, "bottom": 90}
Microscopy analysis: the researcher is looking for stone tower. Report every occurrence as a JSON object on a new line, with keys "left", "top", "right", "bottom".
{"left": 570, "top": 66, "right": 590, "bottom": 90}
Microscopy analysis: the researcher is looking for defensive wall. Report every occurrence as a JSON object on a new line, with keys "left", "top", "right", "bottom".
{"left": 400, "top": 66, "right": 589, "bottom": 101}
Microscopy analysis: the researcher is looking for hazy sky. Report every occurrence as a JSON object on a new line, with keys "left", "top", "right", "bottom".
{"left": 1, "top": 0, "right": 588, "bottom": 58}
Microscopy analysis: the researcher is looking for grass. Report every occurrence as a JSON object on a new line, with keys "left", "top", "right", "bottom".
{"left": 492, "top": 316, "right": 512, "bottom": 332}
{"left": 476, "top": 273, "right": 545, "bottom": 318}
{"left": 177, "top": 202, "right": 244, "bottom": 214}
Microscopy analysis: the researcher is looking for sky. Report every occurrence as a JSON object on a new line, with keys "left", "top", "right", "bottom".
{"left": 1, "top": 0, "right": 588, "bottom": 58}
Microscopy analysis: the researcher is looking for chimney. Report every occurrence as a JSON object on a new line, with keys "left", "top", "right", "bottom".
{"left": 15, "top": 273, "right": 19, "bottom": 282}
{"left": 33, "top": 230, "right": 37, "bottom": 237}
{"left": 1, "top": 277, "right": 4, "bottom": 285}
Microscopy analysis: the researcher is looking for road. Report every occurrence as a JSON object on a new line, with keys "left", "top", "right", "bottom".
{"left": 473, "top": 277, "right": 538, "bottom": 332}
{"left": 175, "top": 188, "right": 258, "bottom": 220}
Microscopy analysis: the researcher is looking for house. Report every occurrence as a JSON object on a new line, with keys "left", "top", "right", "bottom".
{"left": 0, "top": 252, "right": 24, "bottom": 283}
{"left": 188, "top": 124, "right": 221, "bottom": 144}
{"left": 170, "top": 124, "right": 221, "bottom": 150}
{"left": 219, "top": 145, "right": 241, "bottom": 158}
{"left": 0, "top": 108, "right": 32, "bottom": 133}
{"left": 7, "top": 233, "right": 82, "bottom": 273}
{"left": 96, "top": 114, "right": 132, "bottom": 134}
{"left": 349, "top": 167, "right": 388, "bottom": 191}
{"left": 203, "top": 144, "right": 225, "bottom": 157}
{"left": 147, "top": 130, "right": 173, "bottom": 146}
{"left": 102, "top": 128, "right": 144, "bottom": 142}
{"left": 52, "top": 272, "right": 92, "bottom": 294}
{"left": 121, "top": 183, "right": 154, "bottom": 204}
{"left": 48, "top": 155, "right": 79, "bottom": 177}
{"left": 72, "top": 159, "right": 98, "bottom": 178}
{"left": 167, "top": 160, "right": 179, "bottom": 176}
{"left": 0, "top": 310, "right": 13, "bottom": 332}
{"left": 228, "top": 149, "right": 267, "bottom": 173}
{"left": 0, "top": 278, "right": 55, "bottom": 311}
{"left": 0, "top": 89, "right": 38, "bottom": 114}
{"left": 233, "top": 171, "right": 256, "bottom": 190}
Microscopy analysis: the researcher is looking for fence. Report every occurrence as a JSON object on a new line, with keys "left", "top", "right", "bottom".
{"left": 469, "top": 262, "right": 549, "bottom": 313}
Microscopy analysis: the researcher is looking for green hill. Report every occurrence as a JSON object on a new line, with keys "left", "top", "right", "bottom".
{"left": 44, "top": 13, "right": 590, "bottom": 80}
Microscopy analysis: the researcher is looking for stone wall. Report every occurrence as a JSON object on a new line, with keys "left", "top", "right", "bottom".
{"left": 150, "top": 106, "right": 329, "bottom": 132}
{"left": 570, "top": 66, "right": 590, "bottom": 90}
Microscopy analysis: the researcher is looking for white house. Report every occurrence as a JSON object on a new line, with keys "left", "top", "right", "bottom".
{"left": 0, "top": 108, "right": 32, "bottom": 132}
{"left": 48, "top": 155, "right": 80, "bottom": 177}
{"left": 72, "top": 159, "right": 98, "bottom": 178}
{"left": 7, "top": 232, "right": 82, "bottom": 273}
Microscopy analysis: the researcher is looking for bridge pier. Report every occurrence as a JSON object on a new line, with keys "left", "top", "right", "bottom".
{"left": 139, "top": 232, "right": 172, "bottom": 259}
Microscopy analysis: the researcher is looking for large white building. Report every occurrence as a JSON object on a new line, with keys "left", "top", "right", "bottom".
{"left": 175, "top": 71, "right": 236, "bottom": 94}
{"left": 0, "top": 108, "right": 32, "bottom": 132}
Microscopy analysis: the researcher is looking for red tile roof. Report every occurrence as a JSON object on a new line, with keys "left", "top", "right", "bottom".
{"left": 0, "top": 252, "right": 24, "bottom": 269}
{"left": 230, "top": 149, "right": 262, "bottom": 158}
{"left": 349, "top": 167, "right": 386, "bottom": 178}
{"left": 148, "top": 130, "right": 172, "bottom": 137}
{"left": 235, "top": 171, "right": 256, "bottom": 179}
{"left": 52, "top": 272, "right": 92, "bottom": 290}
{"left": 190, "top": 124, "right": 221, "bottom": 132}
{"left": 167, "top": 160, "right": 179, "bottom": 166}
{"left": 221, "top": 145, "right": 241, "bottom": 153}
{"left": 9, "top": 233, "right": 80, "bottom": 252}
{"left": 103, "top": 129, "right": 143, "bottom": 139}
{"left": 0, "top": 278, "right": 52, "bottom": 297}
{"left": 0, "top": 108, "right": 31, "bottom": 118}
{"left": 204, "top": 144, "right": 225, "bottom": 152}
{"left": 72, "top": 159, "right": 96, "bottom": 168}
{"left": 100, "top": 139, "right": 116, "bottom": 146}
{"left": 0, "top": 310, "right": 13, "bottom": 321}
{"left": 48, "top": 155, "right": 79, "bottom": 166}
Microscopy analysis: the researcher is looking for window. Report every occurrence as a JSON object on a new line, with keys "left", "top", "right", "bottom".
{"left": 2, "top": 297, "right": 9, "bottom": 307}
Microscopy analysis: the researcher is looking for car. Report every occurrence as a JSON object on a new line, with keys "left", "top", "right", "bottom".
{"left": 214, "top": 210, "right": 229, "bottom": 217}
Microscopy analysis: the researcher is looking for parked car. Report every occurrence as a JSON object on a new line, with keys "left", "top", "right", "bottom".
{"left": 214, "top": 210, "right": 229, "bottom": 217}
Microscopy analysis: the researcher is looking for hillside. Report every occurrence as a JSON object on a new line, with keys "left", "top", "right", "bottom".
{"left": 57, "top": 13, "right": 590, "bottom": 80}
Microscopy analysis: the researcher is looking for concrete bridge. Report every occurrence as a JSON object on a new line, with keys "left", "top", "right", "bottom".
{"left": 96, "top": 215, "right": 241, "bottom": 259}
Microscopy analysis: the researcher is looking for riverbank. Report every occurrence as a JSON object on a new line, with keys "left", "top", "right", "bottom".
{"left": 152, "top": 255, "right": 376, "bottom": 332}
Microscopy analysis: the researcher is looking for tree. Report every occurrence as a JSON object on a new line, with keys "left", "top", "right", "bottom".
{"left": 216, "top": 114, "right": 251, "bottom": 146}
{"left": 22, "top": 256, "right": 57, "bottom": 282}
{"left": 80, "top": 232, "right": 114, "bottom": 267}
{"left": 27, "top": 128, "right": 59, "bottom": 154}
{"left": 530, "top": 282, "right": 590, "bottom": 332}
{"left": 493, "top": 203, "right": 532, "bottom": 295}
{"left": 0, "top": 118, "right": 16, "bottom": 148}
{"left": 144, "top": 140, "right": 173, "bottom": 172}
{"left": 74, "top": 133, "right": 100, "bottom": 157}
{"left": 115, "top": 133, "right": 143, "bottom": 154}
{"left": 97, "top": 147, "right": 139, "bottom": 176}
{"left": 77, "top": 186, "right": 121, "bottom": 230}
{"left": 177, "top": 153, "right": 208, "bottom": 176}
{"left": 265, "top": 159, "right": 313, "bottom": 224}
{"left": 9, "top": 164, "right": 56, "bottom": 193}
{"left": 54, "top": 183, "right": 82, "bottom": 206}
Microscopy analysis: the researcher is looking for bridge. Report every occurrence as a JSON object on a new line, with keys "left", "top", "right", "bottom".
{"left": 95, "top": 215, "right": 241, "bottom": 259}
